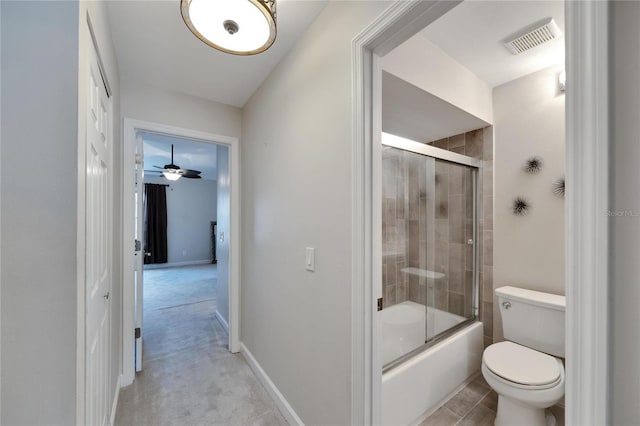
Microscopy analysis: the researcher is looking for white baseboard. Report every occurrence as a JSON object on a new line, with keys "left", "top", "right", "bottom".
{"left": 240, "top": 343, "right": 304, "bottom": 426}
{"left": 215, "top": 310, "right": 229, "bottom": 334}
{"left": 110, "top": 374, "right": 122, "bottom": 426}
{"left": 143, "top": 259, "right": 211, "bottom": 270}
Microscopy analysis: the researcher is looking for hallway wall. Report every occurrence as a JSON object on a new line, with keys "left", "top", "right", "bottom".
{"left": 1, "top": 3, "right": 79, "bottom": 423}
{"left": 241, "top": 2, "right": 391, "bottom": 424}
{"left": 1, "top": 1, "right": 121, "bottom": 423}
{"left": 120, "top": 82, "right": 241, "bottom": 140}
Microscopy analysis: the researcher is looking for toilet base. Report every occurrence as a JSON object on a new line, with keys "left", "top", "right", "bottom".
{"left": 496, "top": 395, "right": 553, "bottom": 426}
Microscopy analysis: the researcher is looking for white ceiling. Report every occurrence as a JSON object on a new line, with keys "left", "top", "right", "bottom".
{"left": 107, "top": 0, "right": 328, "bottom": 108}
{"left": 142, "top": 132, "right": 219, "bottom": 181}
{"left": 420, "top": 0, "right": 565, "bottom": 87}
{"left": 382, "top": 71, "right": 489, "bottom": 144}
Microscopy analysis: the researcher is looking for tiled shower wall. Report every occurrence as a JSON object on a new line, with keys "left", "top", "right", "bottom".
{"left": 428, "top": 126, "right": 494, "bottom": 346}
{"left": 381, "top": 126, "right": 494, "bottom": 346}
{"left": 381, "top": 149, "right": 432, "bottom": 308}
{"left": 381, "top": 149, "right": 405, "bottom": 307}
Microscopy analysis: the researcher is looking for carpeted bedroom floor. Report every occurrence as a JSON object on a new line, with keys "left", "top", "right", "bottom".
{"left": 115, "top": 264, "right": 288, "bottom": 426}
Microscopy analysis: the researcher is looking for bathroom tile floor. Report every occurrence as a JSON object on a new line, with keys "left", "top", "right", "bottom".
{"left": 419, "top": 375, "right": 565, "bottom": 426}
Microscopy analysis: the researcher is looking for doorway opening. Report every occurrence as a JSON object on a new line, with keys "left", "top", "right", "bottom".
{"left": 377, "top": 2, "right": 566, "bottom": 423}
{"left": 121, "top": 119, "right": 241, "bottom": 386}
{"left": 137, "top": 132, "right": 227, "bottom": 372}
{"left": 349, "top": 1, "right": 609, "bottom": 425}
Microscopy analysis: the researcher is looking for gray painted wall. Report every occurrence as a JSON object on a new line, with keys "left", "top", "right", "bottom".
{"left": 493, "top": 65, "right": 565, "bottom": 341}
{"left": 240, "top": 2, "right": 391, "bottom": 424}
{"left": 1, "top": 1, "right": 121, "bottom": 422}
{"left": 1, "top": 2, "right": 79, "bottom": 423}
{"left": 0, "top": 1, "right": 3, "bottom": 418}
{"left": 215, "top": 146, "right": 230, "bottom": 325}
{"left": 120, "top": 81, "right": 242, "bottom": 140}
{"left": 144, "top": 175, "right": 217, "bottom": 265}
{"left": 610, "top": 1, "right": 640, "bottom": 423}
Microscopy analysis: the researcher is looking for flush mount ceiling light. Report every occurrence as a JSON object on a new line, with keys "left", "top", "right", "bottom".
{"left": 180, "top": 0, "right": 277, "bottom": 55}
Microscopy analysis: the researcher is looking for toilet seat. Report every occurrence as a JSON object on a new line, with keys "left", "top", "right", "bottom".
{"left": 483, "top": 341, "right": 562, "bottom": 388}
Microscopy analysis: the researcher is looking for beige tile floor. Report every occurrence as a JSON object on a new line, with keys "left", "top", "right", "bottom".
{"left": 115, "top": 264, "right": 288, "bottom": 426}
{"left": 420, "top": 375, "right": 565, "bottom": 426}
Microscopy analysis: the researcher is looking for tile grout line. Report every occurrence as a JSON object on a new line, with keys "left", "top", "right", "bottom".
{"left": 452, "top": 387, "right": 491, "bottom": 426}
{"left": 443, "top": 405, "right": 463, "bottom": 425}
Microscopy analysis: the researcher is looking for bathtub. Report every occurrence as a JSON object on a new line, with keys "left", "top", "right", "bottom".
{"left": 381, "top": 301, "right": 467, "bottom": 365}
{"left": 381, "top": 301, "right": 484, "bottom": 425}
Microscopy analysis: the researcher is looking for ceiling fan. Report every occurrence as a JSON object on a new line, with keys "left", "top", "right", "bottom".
{"left": 145, "top": 144, "right": 202, "bottom": 180}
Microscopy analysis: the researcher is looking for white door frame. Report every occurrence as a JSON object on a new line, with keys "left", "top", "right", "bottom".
{"left": 351, "top": 1, "right": 610, "bottom": 425}
{"left": 564, "top": 1, "right": 609, "bottom": 424}
{"left": 121, "top": 118, "right": 241, "bottom": 386}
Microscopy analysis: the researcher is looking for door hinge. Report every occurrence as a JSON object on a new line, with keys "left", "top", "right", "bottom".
{"left": 377, "top": 298, "right": 383, "bottom": 311}
{"left": 135, "top": 327, "right": 141, "bottom": 339}
{"left": 135, "top": 239, "right": 141, "bottom": 252}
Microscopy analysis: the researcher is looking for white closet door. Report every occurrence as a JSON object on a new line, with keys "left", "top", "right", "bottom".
{"left": 85, "top": 39, "right": 112, "bottom": 426}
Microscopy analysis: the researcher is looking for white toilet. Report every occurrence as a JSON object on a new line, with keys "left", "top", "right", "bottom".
{"left": 482, "top": 286, "right": 565, "bottom": 426}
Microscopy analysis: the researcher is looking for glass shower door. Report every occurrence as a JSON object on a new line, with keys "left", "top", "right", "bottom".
{"left": 427, "top": 159, "right": 477, "bottom": 341}
{"left": 381, "top": 133, "right": 480, "bottom": 370}
{"left": 381, "top": 146, "right": 434, "bottom": 364}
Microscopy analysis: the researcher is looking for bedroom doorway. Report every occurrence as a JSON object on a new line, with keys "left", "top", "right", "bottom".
{"left": 122, "top": 118, "right": 240, "bottom": 386}
{"left": 137, "top": 133, "right": 224, "bottom": 373}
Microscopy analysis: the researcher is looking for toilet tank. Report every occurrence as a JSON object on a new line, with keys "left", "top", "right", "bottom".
{"left": 496, "top": 286, "right": 565, "bottom": 357}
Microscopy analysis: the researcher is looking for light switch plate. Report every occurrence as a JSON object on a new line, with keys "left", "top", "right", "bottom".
{"left": 305, "top": 247, "right": 315, "bottom": 272}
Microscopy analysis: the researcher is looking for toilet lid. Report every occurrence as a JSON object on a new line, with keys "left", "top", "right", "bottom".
{"left": 483, "top": 341, "right": 561, "bottom": 386}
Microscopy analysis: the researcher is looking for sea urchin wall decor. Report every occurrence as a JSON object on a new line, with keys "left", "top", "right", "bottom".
{"left": 512, "top": 197, "right": 530, "bottom": 216}
{"left": 524, "top": 156, "right": 544, "bottom": 174}
{"left": 552, "top": 177, "right": 565, "bottom": 198}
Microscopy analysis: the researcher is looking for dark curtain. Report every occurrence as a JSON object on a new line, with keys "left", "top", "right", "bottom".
{"left": 144, "top": 183, "right": 168, "bottom": 264}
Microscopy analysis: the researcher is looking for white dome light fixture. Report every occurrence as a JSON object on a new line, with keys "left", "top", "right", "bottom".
{"left": 162, "top": 170, "right": 182, "bottom": 181}
{"left": 180, "top": 0, "right": 277, "bottom": 56}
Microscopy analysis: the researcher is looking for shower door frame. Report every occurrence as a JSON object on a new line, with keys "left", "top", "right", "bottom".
{"left": 381, "top": 133, "right": 482, "bottom": 373}
{"left": 382, "top": 133, "right": 482, "bottom": 169}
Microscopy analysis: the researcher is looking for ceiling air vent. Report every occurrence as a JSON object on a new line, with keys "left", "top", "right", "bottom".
{"left": 503, "top": 18, "right": 562, "bottom": 55}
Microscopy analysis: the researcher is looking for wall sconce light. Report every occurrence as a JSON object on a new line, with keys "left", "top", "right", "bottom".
{"left": 180, "top": 0, "right": 277, "bottom": 55}
{"left": 558, "top": 70, "right": 566, "bottom": 93}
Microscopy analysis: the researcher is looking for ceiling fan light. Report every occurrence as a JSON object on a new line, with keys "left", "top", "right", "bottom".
{"left": 180, "top": 0, "right": 277, "bottom": 56}
{"left": 163, "top": 171, "right": 182, "bottom": 181}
